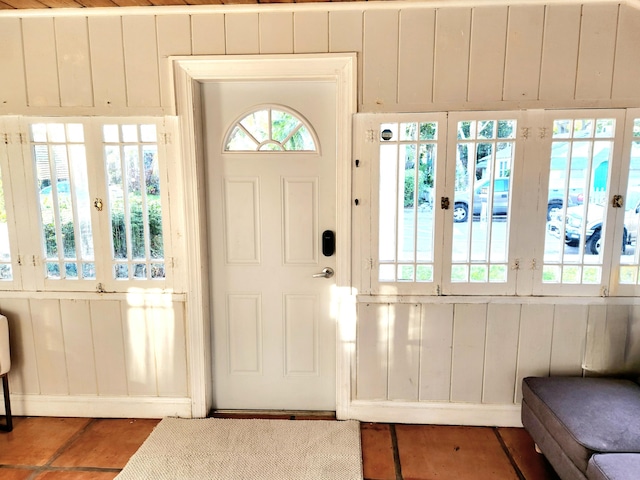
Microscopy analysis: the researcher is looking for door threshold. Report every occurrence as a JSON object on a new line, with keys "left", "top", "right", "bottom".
{"left": 210, "top": 409, "right": 336, "bottom": 419}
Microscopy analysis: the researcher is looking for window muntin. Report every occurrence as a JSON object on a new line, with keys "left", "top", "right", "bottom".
{"left": 103, "top": 124, "right": 165, "bottom": 281}
{"left": 378, "top": 121, "right": 439, "bottom": 283}
{"left": 224, "top": 106, "right": 318, "bottom": 152}
{"left": 31, "top": 123, "right": 95, "bottom": 280}
{"left": 450, "top": 119, "right": 517, "bottom": 284}
{"left": 0, "top": 164, "right": 11, "bottom": 281}
{"left": 618, "top": 118, "right": 640, "bottom": 286}
{"left": 542, "top": 118, "right": 615, "bottom": 285}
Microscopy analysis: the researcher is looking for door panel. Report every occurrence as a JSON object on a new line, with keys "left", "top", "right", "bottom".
{"left": 202, "top": 80, "right": 337, "bottom": 410}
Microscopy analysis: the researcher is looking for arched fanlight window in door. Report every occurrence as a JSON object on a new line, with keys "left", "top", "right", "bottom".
{"left": 224, "top": 105, "right": 319, "bottom": 152}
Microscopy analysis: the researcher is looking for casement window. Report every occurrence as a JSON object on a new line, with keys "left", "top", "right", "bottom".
{"left": 0, "top": 117, "right": 176, "bottom": 293}
{"left": 0, "top": 162, "right": 12, "bottom": 283}
{"left": 355, "top": 109, "right": 640, "bottom": 297}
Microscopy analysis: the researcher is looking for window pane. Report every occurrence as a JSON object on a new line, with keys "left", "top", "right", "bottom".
{"left": 451, "top": 119, "right": 515, "bottom": 283}
{"left": 543, "top": 118, "right": 614, "bottom": 285}
{"left": 104, "top": 124, "right": 165, "bottom": 280}
{"left": 225, "top": 107, "right": 317, "bottom": 152}
{"left": 378, "top": 120, "right": 439, "bottom": 284}
{"left": 619, "top": 121, "right": 640, "bottom": 285}
{"left": 32, "top": 123, "right": 94, "bottom": 280}
{"left": 0, "top": 164, "right": 12, "bottom": 281}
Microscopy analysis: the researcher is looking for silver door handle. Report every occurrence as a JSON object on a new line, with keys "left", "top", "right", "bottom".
{"left": 313, "top": 267, "right": 334, "bottom": 278}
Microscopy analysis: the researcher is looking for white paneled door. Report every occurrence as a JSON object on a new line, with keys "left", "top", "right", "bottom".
{"left": 202, "top": 80, "right": 337, "bottom": 410}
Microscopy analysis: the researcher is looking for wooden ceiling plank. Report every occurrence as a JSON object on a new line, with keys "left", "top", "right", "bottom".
{"left": 111, "top": 0, "right": 153, "bottom": 6}
{"left": 1, "top": 0, "right": 48, "bottom": 8}
{"left": 0, "top": 1, "right": 16, "bottom": 8}
{"left": 185, "top": 0, "right": 224, "bottom": 4}
{"left": 75, "top": 0, "right": 120, "bottom": 6}
{"left": 149, "top": 0, "right": 187, "bottom": 5}
{"left": 40, "top": 0, "right": 84, "bottom": 6}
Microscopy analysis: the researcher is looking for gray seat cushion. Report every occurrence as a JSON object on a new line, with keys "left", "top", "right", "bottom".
{"left": 522, "top": 377, "right": 640, "bottom": 474}
{"left": 587, "top": 454, "right": 640, "bottom": 480}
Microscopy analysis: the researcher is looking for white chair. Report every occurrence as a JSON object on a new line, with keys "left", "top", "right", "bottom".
{"left": 0, "top": 314, "right": 12, "bottom": 432}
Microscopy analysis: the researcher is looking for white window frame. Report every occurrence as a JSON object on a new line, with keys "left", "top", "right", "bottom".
{"left": 0, "top": 116, "right": 178, "bottom": 294}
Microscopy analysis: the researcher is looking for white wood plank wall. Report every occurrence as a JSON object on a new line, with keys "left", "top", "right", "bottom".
{"left": 356, "top": 300, "right": 640, "bottom": 406}
{"left": 0, "top": 296, "right": 189, "bottom": 415}
{"left": 0, "top": 3, "right": 639, "bottom": 115}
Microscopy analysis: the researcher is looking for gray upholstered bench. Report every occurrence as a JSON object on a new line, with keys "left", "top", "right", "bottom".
{"left": 522, "top": 376, "right": 640, "bottom": 480}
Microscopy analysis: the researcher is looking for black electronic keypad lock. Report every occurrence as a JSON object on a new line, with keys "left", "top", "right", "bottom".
{"left": 322, "top": 230, "right": 335, "bottom": 257}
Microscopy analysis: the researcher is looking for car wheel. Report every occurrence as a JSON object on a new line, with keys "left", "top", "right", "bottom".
{"left": 453, "top": 203, "right": 468, "bottom": 223}
{"left": 587, "top": 229, "right": 601, "bottom": 255}
{"left": 547, "top": 203, "right": 562, "bottom": 221}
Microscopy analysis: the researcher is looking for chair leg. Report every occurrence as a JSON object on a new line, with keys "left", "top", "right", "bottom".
{"left": 0, "top": 374, "right": 12, "bottom": 432}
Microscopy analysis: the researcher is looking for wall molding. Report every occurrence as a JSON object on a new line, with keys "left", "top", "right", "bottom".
{"left": 347, "top": 400, "right": 523, "bottom": 427}
{"left": 10, "top": 394, "right": 192, "bottom": 419}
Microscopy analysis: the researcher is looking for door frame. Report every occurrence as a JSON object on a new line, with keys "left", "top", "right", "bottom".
{"left": 172, "top": 54, "right": 357, "bottom": 418}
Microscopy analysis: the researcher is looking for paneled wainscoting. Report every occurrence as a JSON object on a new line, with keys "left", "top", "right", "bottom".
{"left": 0, "top": 293, "right": 190, "bottom": 419}
{"left": 353, "top": 298, "right": 640, "bottom": 426}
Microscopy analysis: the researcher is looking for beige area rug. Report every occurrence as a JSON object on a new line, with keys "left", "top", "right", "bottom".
{"left": 116, "top": 417, "right": 363, "bottom": 480}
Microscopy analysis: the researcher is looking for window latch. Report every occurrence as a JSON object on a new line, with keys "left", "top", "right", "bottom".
{"left": 612, "top": 195, "right": 623, "bottom": 208}
{"left": 94, "top": 198, "right": 103, "bottom": 211}
{"left": 441, "top": 196, "right": 450, "bottom": 210}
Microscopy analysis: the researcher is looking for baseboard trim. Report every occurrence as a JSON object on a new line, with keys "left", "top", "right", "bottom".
{"left": 9, "top": 394, "right": 193, "bottom": 419}
{"left": 345, "top": 400, "right": 523, "bottom": 427}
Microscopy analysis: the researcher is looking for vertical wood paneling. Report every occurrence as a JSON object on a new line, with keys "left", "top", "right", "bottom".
{"left": 122, "top": 15, "right": 161, "bottom": 108}
{"left": 356, "top": 303, "right": 388, "bottom": 400}
{"left": 157, "top": 15, "right": 192, "bottom": 109}
{"left": 155, "top": 301, "right": 188, "bottom": 397}
{"left": 388, "top": 303, "right": 421, "bottom": 401}
{"left": 55, "top": 16, "right": 93, "bottom": 108}
{"left": 483, "top": 304, "right": 520, "bottom": 404}
{"left": 226, "top": 13, "right": 259, "bottom": 55}
{"left": 191, "top": 13, "right": 226, "bottom": 55}
{"left": 612, "top": 5, "right": 640, "bottom": 100}
{"left": 502, "top": 5, "right": 545, "bottom": 101}
{"left": 0, "top": 18, "right": 27, "bottom": 109}
{"left": 419, "top": 303, "right": 453, "bottom": 401}
{"left": 451, "top": 304, "right": 486, "bottom": 403}
{"left": 31, "top": 299, "right": 68, "bottom": 395}
{"left": 433, "top": 8, "right": 471, "bottom": 104}
{"left": 515, "top": 304, "right": 553, "bottom": 402}
{"left": 550, "top": 304, "right": 588, "bottom": 375}
{"left": 329, "top": 10, "right": 362, "bottom": 53}
{"left": 22, "top": 17, "right": 60, "bottom": 107}
{"left": 584, "top": 304, "right": 607, "bottom": 373}
{"left": 363, "top": 10, "right": 399, "bottom": 108}
{"left": 91, "top": 300, "right": 128, "bottom": 396}
{"left": 0, "top": 299, "right": 39, "bottom": 394}
{"left": 575, "top": 4, "right": 619, "bottom": 100}
{"left": 397, "top": 9, "right": 434, "bottom": 105}
{"left": 539, "top": 5, "right": 581, "bottom": 101}
{"left": 627, "top": 305, "right": 640, "bottom": 373}
{"left": 60, "top": 299, "right": 98, "bottom": 395}
{"left": 603, "top": 305, "right": 630, "bottom": 370}
{"left": 88, "top": 16, "right": 127, "bottom": 108}
{"left": 122, "top": 300, "right": 158, "bottom": 396}
{"left": 468, "top": 6, "right": 507, "bottom": 103}
{"left": 260, "top": 12, "right": 293, "bottom": 54}
{"left": 294, "top": 11, "right": 328, "bottom": 53}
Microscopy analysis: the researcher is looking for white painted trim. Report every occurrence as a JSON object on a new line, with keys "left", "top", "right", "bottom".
{"left": 0, "top": 0, "right": 630, "bottom": 19}
{"left": 173, "top": 54, "right": 356, "bottom": 418}
{"left": 348, "top": 400, "right": 523, "bottom": 428}
{"left": 10, "top": 394, "right": 192, "bottom": 419}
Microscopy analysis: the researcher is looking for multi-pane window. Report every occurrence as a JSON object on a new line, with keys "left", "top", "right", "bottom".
{"left": 377, "top": 119, "right": 441, "bottom": 284}
{"left": 449, "top": 118, "right": 517, "bottom": 285}
{"left": 224, "top": 106, "right": 317, "bottom": 152}
{"left": 542, "top": 117, "right": 616, "bottom": 286}
{"left": 618, "top": 117, "right": 640, "bottom": 288}
{"left": 0, "top": 164, "right": 11, "bottom": 281}
{"left": 31, "top": 123, "right": 96, "bottom": 281}
{"left": 103, "top": 124, "right": 165, "bottom": 281}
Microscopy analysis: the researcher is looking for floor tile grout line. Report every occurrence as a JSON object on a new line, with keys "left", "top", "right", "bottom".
{"left": 389, "top": 424, "right": 403, "bottom": 480}
{"left": 42, "top": 417, "right": 97, "bottom": 468}
{"left": 493, "top": 427, "right": 527, "bottom": 480}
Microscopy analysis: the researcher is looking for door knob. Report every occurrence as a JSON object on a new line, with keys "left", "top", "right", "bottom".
{"left": 312, "top": 267, "right": 334, "bottom": 278}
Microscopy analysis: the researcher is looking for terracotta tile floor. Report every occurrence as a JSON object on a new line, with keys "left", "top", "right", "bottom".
{"left": 0, "top": 415, "right": 560, "bottom": 479}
